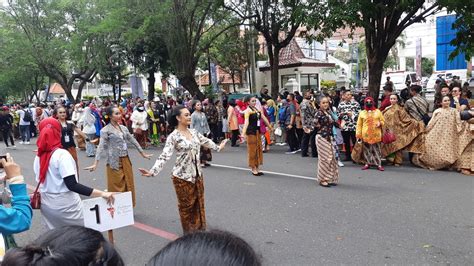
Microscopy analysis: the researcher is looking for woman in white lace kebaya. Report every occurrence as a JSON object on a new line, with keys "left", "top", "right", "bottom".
{"left": 139, "top": 106, "right": 227, "bottom": 233}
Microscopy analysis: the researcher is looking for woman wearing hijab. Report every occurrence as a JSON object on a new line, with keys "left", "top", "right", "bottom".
{"left": 33, "top": 118, "right": 114, "bottom": 229}
{"left": 314, "top": 97, "right": 339, "bottom": 187}
{"left": 242, "top": 96, "right": 272, "bottom": 176}
{"left": 139, "top": 106, "right": 228, "bottom": 233}
{"left": 80, "top": 106, "right": 97, "bottom": 157}
{"left": 381, "top": 93, "right": 425, "bottom": 166}
{"left": 131, "top": 103, "right": 149, "bottom": 148}
{"left": 356, "top": 97, "right": 385, "bottom": 171}
{"left": 85, "top": 106, "right": 153, "bottom": 207}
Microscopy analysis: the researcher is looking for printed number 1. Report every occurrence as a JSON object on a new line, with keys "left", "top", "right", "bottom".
{"left": 90, "top": 204, "right": 101, "bottom": 224}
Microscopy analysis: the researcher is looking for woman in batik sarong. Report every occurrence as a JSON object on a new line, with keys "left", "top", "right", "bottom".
{"left": 356, "top": 97, "right": 385, "bottom": 171}
{"left": 139, "top": 106, "right": 228, "bottom": 233}
{"left": 242, "top": 96, "right": 272, "bottom": 176}
{"left": 413, "top": 96, "right": 471, "bottom": 170}
{"left": 314, "top": 97, "right": 339, "bottom": 187}
{"left": 381, "top": 93, "right": 425, "bottom": 166}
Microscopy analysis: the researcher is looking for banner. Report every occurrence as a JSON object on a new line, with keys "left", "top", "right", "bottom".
{"left": 416, "top": 38, "right": 422, "bottom": 80}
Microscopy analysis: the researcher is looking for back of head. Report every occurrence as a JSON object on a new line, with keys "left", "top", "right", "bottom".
{"left": 147, "top": 230, "right": 260, "bottom": 266}
{"left": 410, "top": 84, "right": 422, "bottom": 94}
{"left": 3, "top": 226, "right": 123, "bottom": 266}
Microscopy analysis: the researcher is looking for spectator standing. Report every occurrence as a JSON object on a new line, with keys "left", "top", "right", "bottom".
{"left": 284, "top": 93, "right": 300, "bottom": 154}
{"left": 191, "top": 101, "right": 212, "bottom": 167}
{"left": 0, "top": 107, "right": 15, "bottom": 149}
{"left": 80, "top": 107, "right": 97, "bottom": 157}
{"left": 337, "top": 90, "right": 360, "bottom": 161}
{"left": 205, "top": 100, "right": 219, "bottom": 143}
{"left": 405, "top": 85, "right": 430, "bottom": 123}
{"left": 300, "top": 91, "right": 317, "bottom": 157}
{"left": 379, "top": 85, "right": 393, "bottom": 111}
{"left": 131, "top": 103, "right": 149, "bottom": 149}
{"left": 227, "top": 99, "right": 240, "bottom": 147}
{"left": 450, "top": 86, "right": 469, "bottom": 111}
{"left": 356, "top": 97, "right": 385, "bottom": 171}
{"left": 15, "top": 104, "right": 32, "bottom": 145}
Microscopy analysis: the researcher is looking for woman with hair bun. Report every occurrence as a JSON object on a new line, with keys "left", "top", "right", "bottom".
{"left": 3, "top": 225, "right": 124, "bottom": 265}
{"left": 84, "top": 106, "right": 153, "bottom": 207}
{"left": 139, "top": 106, "right": 228, "bottom": 233}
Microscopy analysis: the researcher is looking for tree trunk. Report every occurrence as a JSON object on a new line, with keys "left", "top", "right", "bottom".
{"left": 112, "top": 85, "right": 117, "bottom": 101}
{"left": 76, "top": 80, "right": 88, "bottom": 103}
{"left": 231, "top": 70, "right": 236, "bottom": 92}
{"left": 366, "top": 52, "right": 386, "bottom": 105}
{"left": 179, "top": 75, "right": 205, "bottom": 100}
{"left": 269, "top": 46, "right": 280, "bottom": 99}
{"left": 61, "top": 81, "right": 75, "bottom": 103}
{"left": 147, "top": 67, "right": 156, "bottom": 101}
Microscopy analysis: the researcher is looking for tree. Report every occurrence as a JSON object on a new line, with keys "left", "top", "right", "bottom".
{"left": 0, "top": 21, "right": 46, "bottom": 102}
{"left": 2, "top": 0, "right": 106, "bottom": 103}
{"left": 329, "top": 0, "right": 441, "bottom": 103}
{"left": 421, "top": 57, "right": 435, "bottom": 76}
{"left": 209, "top": 26, "right": 250, "bottom": 92}
{"left": 225, "top": 0, "right": 326, "bottom": 98}
{"left": 92, "top": 0, "right": 171, "bottom": 101}
{"left": 157, "top": 0, "right": 238, "bottom": 100}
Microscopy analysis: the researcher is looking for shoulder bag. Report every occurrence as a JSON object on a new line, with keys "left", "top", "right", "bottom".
{"left": 411, "top": 99, "right": 431, "bottom": 125}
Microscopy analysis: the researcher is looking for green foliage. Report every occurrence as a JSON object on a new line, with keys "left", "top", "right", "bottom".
{"left": 422, "top": 57, "right": 435, "bottom": 76}
{"left": 321, "top": 80, "right": 336, "bottom": 89}
{"left": 438, "top": 0, "right": 474, "bottom": 60}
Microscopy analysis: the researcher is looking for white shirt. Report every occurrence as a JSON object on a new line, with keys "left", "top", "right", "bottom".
{"left": 34, "top": 149, "right": 77, "bottom": 193}
{"left": 16, "top": 109, "right": 32, "bottom": 126}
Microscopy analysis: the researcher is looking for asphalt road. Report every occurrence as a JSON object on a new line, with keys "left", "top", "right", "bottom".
{"left": 4, "top": 141, "right": 473, "bottom": 265}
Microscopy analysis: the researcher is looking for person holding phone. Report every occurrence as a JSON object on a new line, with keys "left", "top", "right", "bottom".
{"left": 0, "top": 154, "right": 32, "bottom": 235}
{"left": 34, "top": 118, "right": 114, "bottom": 229}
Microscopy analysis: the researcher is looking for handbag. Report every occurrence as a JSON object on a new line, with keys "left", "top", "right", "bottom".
{"left": 382, "top": 128, "right": 397, "bottom": 144}
{"left": 134, "top": 127, "right": 143, "bottom": 135}
{"left": 30, "top": 182, "right": 41, "bottom": 209}
{"left": 274, "top": 127, "right": 282, "bottom": 136}
{"left": 412, "top": 99, "right": 431, "bottom": 125}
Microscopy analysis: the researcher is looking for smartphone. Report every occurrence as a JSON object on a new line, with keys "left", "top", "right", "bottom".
{"left": 0, "top": 155, "right": 6, "bottom": 168}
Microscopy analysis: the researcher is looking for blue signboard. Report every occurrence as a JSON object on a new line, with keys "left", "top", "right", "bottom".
{"left": 436, "top": 15, "right": 467, "bottom": 71}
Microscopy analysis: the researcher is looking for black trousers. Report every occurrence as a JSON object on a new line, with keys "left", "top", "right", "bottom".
{"left": 301, "top": 130, "right": 317, "bottom": 157}
{"left": 209, "top": 123, "right": 218, "bottom": 142}
{"left": 296, "top": 128, "right": 303, "bottom": 148}
{"left": 341, "top": 130, "right": 356, "bottom": 160}
{"left": 230, "top": 130, "right": 239, "bottom": 146}
{"left": 286, "top": 127, "right": 299, "bottom": 151}
{"left": 1, "top": 128, "right": 14, "bottom": 147}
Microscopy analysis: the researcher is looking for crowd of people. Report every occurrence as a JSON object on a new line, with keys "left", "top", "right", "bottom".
{"left": 0, "top": 78, "right": 472, "bottom": 264}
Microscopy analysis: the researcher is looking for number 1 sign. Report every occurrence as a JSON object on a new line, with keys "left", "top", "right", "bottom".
{"left": 82, "top": 192, "right": 134, "bottom": 232}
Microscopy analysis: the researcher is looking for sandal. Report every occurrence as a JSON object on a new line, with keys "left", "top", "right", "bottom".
{"left": 319, "top": 181, "right": 330, "bottom": 187}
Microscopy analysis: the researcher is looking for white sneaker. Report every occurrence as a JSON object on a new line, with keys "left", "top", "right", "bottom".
{"left": 25, "top": 141, "right": 30, "bottom": 145}
{"left": 19, "top": 141, "right": 24, "bottom": 145}
{"left": 338, "top": 161, "right": 345, "bottom": 167}
{"left": 11, "top": 145, "right": 17, "bottom": 149}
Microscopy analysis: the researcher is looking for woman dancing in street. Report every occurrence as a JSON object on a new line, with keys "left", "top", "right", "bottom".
{"left": 139, "top": 106, "right": 227, "bottom": 233}
{"left": 242, "top": 96, "right": 272, "bottom": 176}
{"left": 314, "top": 97, "right": 339, "bottom": 187}
{"left": 85, "top": 106, "right": 153, "bottom": 207}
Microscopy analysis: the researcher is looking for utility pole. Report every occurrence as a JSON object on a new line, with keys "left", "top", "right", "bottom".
{"left": 246, "top": 0, "right": 256, "bottom": 94}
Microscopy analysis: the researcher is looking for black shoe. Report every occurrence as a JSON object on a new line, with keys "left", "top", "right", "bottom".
{"left": 252, "top": 172, "right": 260, "bottom": 176}
{"left": 231, "top": 144, "right": 240, "bottom": 147}
{"left": 312, "top": 154, "right": 318, "bottom": 158}
{"left": 302, "top": 154, "right": 309, "bottom": 157}
{"left": 258, "top": 172, "right": 264, "bottom": 176}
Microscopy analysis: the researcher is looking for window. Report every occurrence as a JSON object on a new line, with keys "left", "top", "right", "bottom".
{"left": 300, "top": 74, "right": 319, "bottom": 92}
{"left": 281, "top": 74, "right": 296, "bottom": 88}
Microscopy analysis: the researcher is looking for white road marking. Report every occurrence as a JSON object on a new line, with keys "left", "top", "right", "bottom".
{"left": 211, "top": 163, "right": 317, "bottom": 181}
